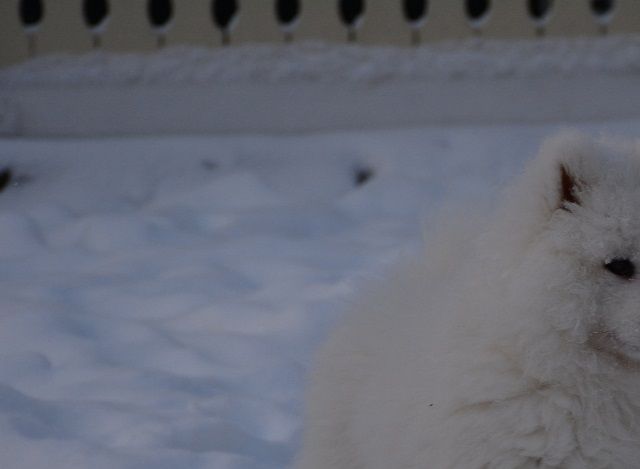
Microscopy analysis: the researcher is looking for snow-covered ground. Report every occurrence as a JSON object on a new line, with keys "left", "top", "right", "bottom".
{"left": 1, "top": 120, "right": 640, "bottom": 469}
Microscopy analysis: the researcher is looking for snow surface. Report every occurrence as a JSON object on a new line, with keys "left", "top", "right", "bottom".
{"left": 2, "top": 35, "right": 640, "bottom": 87}
{"left": 2, "top": 120, "right": 640, "bottom": 468}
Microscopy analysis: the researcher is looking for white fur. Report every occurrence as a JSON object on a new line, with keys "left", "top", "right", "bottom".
{"left": 297, "top": 132, "right": 640, "bottom": 469}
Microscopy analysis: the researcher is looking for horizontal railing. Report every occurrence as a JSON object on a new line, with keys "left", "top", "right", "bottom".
{"left": 1, "top": 1, "right": 639, "bottom": 67}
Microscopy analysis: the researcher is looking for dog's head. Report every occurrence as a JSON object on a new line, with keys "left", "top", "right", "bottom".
{"left": 508, "top": 133, "right": 640, "bottom": 366}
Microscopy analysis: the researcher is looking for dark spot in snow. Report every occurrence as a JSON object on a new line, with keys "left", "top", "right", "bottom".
{"left": 0, "top": 168, "right": 31, "bottom": 192}
{"left": 354, "top": 166, "right": 375, "bottom": 187}
{"left": 201, "top": 159, "right": 219, "bottom": 171}
{"left": 0, "top": 167, "right": 13, "bottom": 192}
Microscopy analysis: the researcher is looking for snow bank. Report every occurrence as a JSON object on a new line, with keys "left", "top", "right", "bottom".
{"left": 2, "top": 37, "right": 640, "bottom": 136}
{"left": 3, "top": 36, "right": 640, "bottom": 86}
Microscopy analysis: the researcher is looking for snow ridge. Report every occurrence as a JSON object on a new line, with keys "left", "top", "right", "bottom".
{"left": 2, "top": 35, "right": 640, "bottom": 87}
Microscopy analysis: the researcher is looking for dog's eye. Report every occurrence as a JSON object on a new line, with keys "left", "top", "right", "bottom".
{"left": 604, "top": 258, "right": 636, "bottom": 280}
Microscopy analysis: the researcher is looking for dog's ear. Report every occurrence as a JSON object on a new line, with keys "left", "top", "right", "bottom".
{"left": 539, "top": 132, "right": 603, "bottom": 212}
{"left": 558, "top": 163, "right": 581, "bottom": 210}
{"left": 499, "top": 132, "right": 613, "bottom": 248}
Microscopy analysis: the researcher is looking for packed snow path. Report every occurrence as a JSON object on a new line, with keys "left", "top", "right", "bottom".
{"left": 1, "top": 121, "right": 640, "bottom": 468}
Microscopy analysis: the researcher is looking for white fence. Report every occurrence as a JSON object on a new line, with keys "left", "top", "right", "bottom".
{"left": 1, "top": 1, "right": 639, "bottom": 67}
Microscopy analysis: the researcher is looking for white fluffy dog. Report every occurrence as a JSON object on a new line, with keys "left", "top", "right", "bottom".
{"left": 297, "top": 133, "right": 640, "bottom": 469}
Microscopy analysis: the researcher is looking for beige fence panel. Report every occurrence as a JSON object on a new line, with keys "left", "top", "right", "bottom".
{"left": 0, "top": 2, "right": 28, "bottom": 65}
{"left": 2, "top": 1, "right": 640, "bottom": 68}
{"left": 547, "top": 1, "right": 600, "bottom": 37}
{"left": 483, "top": 0, "right": 533, "bottom": 38}
{"left": 38, "top": 1, "right": 91, "bottom": 56}
{"left": 610, "top": 0, "right": 640, "bottom": 35}
{"left": 360, "top": 0, "right": 409, "bottom": 46}
{"left": 233, "top": 1, "right": 281, "bottom": 44}
{"left": 166, "top": 0, "right": 219, "bottom": 47}
{"left": 420, "top": 1, "right": 468, "bottom": 42}
{"left": 102, "top": 0, "right": 156, "bottom": 52}
{"left": 296, "top": 1, "right": 344, "bottom": 43}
